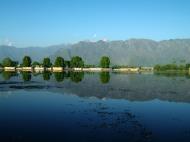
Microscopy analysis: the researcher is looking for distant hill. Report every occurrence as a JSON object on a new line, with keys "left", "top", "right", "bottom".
{"left": 1, "top": 39, "right": 190, "bottom": 66}
{"left": 0, "top": 45, "right": 66, "bottom": 62}
{"left": 51, "top": 39, "right": 190, "bottom": 66}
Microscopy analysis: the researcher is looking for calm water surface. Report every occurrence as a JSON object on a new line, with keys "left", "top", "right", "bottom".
{"left": 0, "top": 71, "right": 190, "bottom": 142}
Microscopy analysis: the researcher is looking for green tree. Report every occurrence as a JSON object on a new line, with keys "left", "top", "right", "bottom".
{"left": 12, "top": 61, "right": 19, "bottom": 67}
{"left": 22, "top": 56, "right": 32, "bottom": 67}
{"left": 43, "top": 58, "right": 52, "bottom": 67}
{"left": 178, "top": 65, "right": 185, "bottom": 70}
{"left": 100, "top": 56, "right": 110, "bottom": 68}
{"left": 100, "top": 72, "right": 110, "bottom": 84}
{"left": 70, "top": 56, "right": 84, "bottom": 68}
{"left": 32, "top": 61, "right": 40, "bottom": 67}
{"left": 2, "top": 58, "right": 14, "bottom": 67}
{"left": 54, "top": 57, "right": 65, "bottom": 67}
{"left": 186, "top": 63, "right": 190, "bottom": 70}
{"left": 154, "top": 65, "right": 161, "bottom": 71}
{"left": 64, "top": 60, "right": 71, "bottom": 68}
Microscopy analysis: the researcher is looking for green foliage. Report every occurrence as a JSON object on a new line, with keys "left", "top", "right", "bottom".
{"left": 70, "top": 56, "right": 84, "bottom": 68}
{"left": 100, "top": 72, "right": 110, "bottom": 84}
{"left": 21, "top": 72, "right": 31, "bottom": 81}
{"left": 54, "top": 57, "right": 65, "bottom": 67}
{"left": 70, "top": 72, "right": 84, "bottom": 83}
{"left": 154, "top": 65, "right": 161, "bottom": 71}
{"left": 178, "top": 65, "right": 185, "bottom": 70}
{"left": 12, "top": 61, "right": 19, "bottom": 67}
{"left": 22, "top": 56, "right": 32, "bottom": 67}
{"left": 84, "top": 64, "right": 96, "bottom": 68}
{"left": 2, "top": 58, "right": 15, "bottom": 67}
{"left": 112, "top": 65, "right": 130, "bottom": 69}
{"left": 100, "top": 56, "right": 110, "bottom": 68}
{"left": 43, "top": 58, "right": 52, "bottom": 67}
{"left": 64, "top": 60, "right": 71, "bottom": 68}
{"left": 185, "top": 64, "right": 190, "bottom": 69}
{"left": 32, "top": 61, "right": 40, "bottom": 67}
{"left": 154, "top": 64, "right": 189, "bottom": 71}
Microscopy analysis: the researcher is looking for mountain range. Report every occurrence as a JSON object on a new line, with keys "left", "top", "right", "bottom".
{"left": 1, "top": 38, "right": 190, "bottom": 66}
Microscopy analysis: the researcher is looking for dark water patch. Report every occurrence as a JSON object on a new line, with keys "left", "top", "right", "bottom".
{"left": 9, "top": 85, "right": 49, "bottom": 89}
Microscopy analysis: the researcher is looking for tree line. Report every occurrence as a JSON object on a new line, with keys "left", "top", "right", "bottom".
{"left": 0, "top": 56, "right": 110, "bottom": 68}
{"left": 154, "top": 64, "right": 190, "bottom": 71}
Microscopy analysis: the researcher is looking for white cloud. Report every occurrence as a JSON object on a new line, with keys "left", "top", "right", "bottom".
{"left": 4, "top": 38, "right": 14, "bottom": 46}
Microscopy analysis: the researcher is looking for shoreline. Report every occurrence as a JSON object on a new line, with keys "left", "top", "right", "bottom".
{"left": 0, "top": 67, "right": 153, "bottom": 72}
{"left": 0, "top": 66, "right": 155, "bottom": 73}
{"left": 1, "top": 67, "right": 190, "bottom": 74}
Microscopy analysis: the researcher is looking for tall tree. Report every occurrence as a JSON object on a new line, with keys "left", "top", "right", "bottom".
{"left": 100, "top": 56, "right": 110, "bottom": 68}
{"left": 2, "top": 58, "right": 13, "bottom": 67}
{"left": 54, "top": 57, "right": 65, "bottom": 67}
{"left": 64, "top": 60, "right": 71, "bottom": 68}
{"left": 70, "top": 56, "right": 84, "bottom": 68}
{"left": 22, "top": 56, "right": 32, "bottom": 67}
{"left": 43, "top": 58, "right": 52, "bottom": 67}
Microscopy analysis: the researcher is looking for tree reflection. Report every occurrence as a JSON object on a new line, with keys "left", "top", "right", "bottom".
{"left": 54, "top": 72, "right": 65, "bottom": 82}
{"left": 100, "top": 72, "right": 110, "bottom": 84}
{"left": 2, "top": 72, "right": 17, "bottom": 80}
{"left": 154, "top": 72, "right": 190, "bottom": 78}
{"left": 21, "top": 72, "right": 32, "bottom": 81}
{"left": 43, "top": 71, "right": 52, "bottom": 81}
{"left": 64, "top": 72, "right": 70, "bottom": 79}
{"left": 70, "top": 72, "right": 84, "bottom": 83}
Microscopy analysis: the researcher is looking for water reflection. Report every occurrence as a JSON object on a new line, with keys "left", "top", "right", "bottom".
{"left": 1, "top": 71, "right": 190, "bottom": 84}
{"left": 54, "top": 72, "right": 65, "bottom": 82}
{"left": 100, "top": 72, "right": 110, "bottom": 84}
{"left": 154, "top": 72, "right": 190, "bottom": 78}
{"left": 2, "top": 72, "right": 17, "bottom": 80}
{"left": 21, "top": 72, "right": 32, "bottom": 81}
{"left": 0, "top": 71, "right": 111, "bottom": 84}
{"left": 70, "top": 72, "right": 84, "bottom": 83}
{"left": 43, "top": 71, "right": 52, "bottom": 81}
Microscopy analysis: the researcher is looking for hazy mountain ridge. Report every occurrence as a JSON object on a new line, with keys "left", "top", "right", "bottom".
{"left": 52, "top": 38, "right": 190, "bottom": 66}
{"left": 0, "top": 45, "right": 64, "bottom": 62}
{"left": 1, "top": 39, "right": 190, "bottom": 66}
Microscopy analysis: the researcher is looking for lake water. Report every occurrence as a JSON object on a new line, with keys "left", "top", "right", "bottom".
{"left": 0, "top": 71, "right": 190, "bottom": 142}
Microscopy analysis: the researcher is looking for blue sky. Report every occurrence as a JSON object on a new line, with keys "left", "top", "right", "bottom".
{"left": 0, "top": 0, "right": 190, "bottom": 47}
